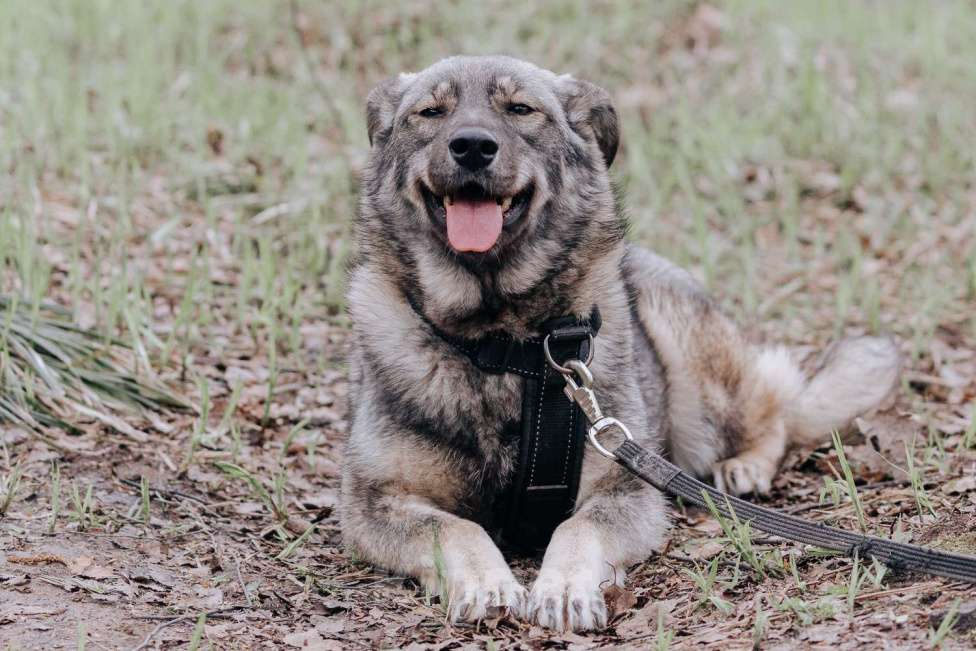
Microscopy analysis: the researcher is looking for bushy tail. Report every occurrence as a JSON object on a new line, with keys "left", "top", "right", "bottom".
{"left": 787, "top": 336, "right": 901, "bottom": 446}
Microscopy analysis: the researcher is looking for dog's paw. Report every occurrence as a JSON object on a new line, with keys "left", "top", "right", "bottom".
{"left": 444, "top": 568, "right": 527, "bottom": 623}
{"left": 528, "top": 570, "right": 608, "bottom": 632}
{"left": 712, "top": 455, "right": 773, "bottom": 496}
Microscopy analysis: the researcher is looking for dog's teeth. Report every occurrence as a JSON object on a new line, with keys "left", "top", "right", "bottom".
{"left": 500, "top": 197, "right": 512, "bottom": 212}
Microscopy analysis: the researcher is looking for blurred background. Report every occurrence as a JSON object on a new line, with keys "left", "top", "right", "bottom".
{"left": 3, "top": 1, "right": 974, "bottom": 353}
{"left": 1, "top": 2, "right": 975, "bottom": 647}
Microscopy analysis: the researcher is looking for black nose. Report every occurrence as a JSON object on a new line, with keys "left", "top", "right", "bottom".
{"left": 449, "top": 128, "right": 498, "bottom": 171}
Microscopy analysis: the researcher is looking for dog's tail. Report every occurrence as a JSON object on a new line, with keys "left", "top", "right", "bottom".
{"left": 782, "top": 336, "right": 901, "bottom": 446}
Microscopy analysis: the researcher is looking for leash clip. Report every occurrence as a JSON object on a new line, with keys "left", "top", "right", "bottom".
{"left": 545, "top": 354, "right": 635, "bottom": 460}
{"left": 560, "top": 359, "right": 602, "bottom": 424}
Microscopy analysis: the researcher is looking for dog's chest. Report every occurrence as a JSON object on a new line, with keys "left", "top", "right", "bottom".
{"left": 426, "top": 357, "right": 523, "bottom": 444}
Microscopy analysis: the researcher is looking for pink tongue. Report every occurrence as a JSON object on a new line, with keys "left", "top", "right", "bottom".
{"left": 446, "top": 200, "right": 503, "bottom": 253}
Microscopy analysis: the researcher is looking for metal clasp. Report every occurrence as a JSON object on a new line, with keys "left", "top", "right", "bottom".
{"left": 541, "top": 344, "right": 634, "bottom": 461}
{"left": 542, "top": 333, "right": 594, "bottom": 374}
{"left": 586, "top": 416, "right": 634, "bottom": 460}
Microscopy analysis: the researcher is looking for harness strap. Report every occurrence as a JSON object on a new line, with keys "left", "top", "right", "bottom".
{"left": 502, "top": 316, "right": 596, "bottom": 550}
{"left": 613, "top": 439, "right": 976, "bottom": 583}
{"left": 418, "top": 306, "right": 601, "bottom": 551}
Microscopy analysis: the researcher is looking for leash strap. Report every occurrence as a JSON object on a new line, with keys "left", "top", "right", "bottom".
{"left": 612, "top": 439, "right": 976, "bottom": 582}
{"left": 545, "top": 347, "right": 976, "bottom": 583}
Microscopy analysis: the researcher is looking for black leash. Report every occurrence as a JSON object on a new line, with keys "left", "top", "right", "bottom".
{"left": 554, "top": 352, "right": 976, "bottom": 583}
{"left": 613, "top": 439, "right": 976, "bottom": 582}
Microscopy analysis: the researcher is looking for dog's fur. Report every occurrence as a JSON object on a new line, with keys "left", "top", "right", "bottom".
{"left": 341, "top": 56, "right": 901, "bottom": 631}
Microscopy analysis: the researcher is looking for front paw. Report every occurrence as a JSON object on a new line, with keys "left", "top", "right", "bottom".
{"left": 443, "top": 568, "right": 527, "bottom": 623}
{"left": 528, "top": 570, "right": 608, "bottom": 632}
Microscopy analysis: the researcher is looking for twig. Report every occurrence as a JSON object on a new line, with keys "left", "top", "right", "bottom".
{"left": 234, "top": 551, "right": 254, "bottom": 606}
{"left": 129, "top": 606, "right": 248, "bottom": 651}
{"left": 119, "top": 478, "right": 209, "bottom": 505}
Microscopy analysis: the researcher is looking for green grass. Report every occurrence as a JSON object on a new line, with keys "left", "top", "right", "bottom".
{"left": 829, "top": 429, "right": 868, "bottom": 532}
{"left": 2, "top": 0, "right": 974, "bottom": 387}
{"left": 0, "top": 295, "right": 187, "bottom": 437}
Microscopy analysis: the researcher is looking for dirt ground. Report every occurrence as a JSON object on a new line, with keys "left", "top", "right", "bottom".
{"left": 3, "top": 2, "right": 976, "bottom": 649}
{"left": 2, "top": 317, "right": 976, "bottom": 649}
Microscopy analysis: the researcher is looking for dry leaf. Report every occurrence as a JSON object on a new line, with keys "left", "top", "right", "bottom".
{"left": 283, "top": 629, "right": 328, "bottom": 649}
{"left": 944, "top": 476, "right": 976, "bottom": 494}
{"left": 604, "top": 584, "right": 638, "bottom": 619}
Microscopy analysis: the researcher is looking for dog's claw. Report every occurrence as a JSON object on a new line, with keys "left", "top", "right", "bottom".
{"left": 528, "top": 572, "right": 608, "bottom": 632}
{"left": 444, "top": 570, "right": 527, "bottom": 624}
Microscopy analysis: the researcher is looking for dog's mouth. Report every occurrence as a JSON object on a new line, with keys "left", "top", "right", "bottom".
{"left": 420, "top": 181, "right": 534, "bottom": 253}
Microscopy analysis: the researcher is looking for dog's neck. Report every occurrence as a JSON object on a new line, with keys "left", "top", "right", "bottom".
{"left": 391, "top": 232, "right": 625, "bottom": 341}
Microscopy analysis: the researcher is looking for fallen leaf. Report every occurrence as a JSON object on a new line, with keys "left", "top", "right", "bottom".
{"left": 283, "top": 629, "right": 327, "bottom": 649}
{"left": 944, "top": 476, "right": 976, "bottom": 494}
{"left": 0, "top": 574, "right": 28, "bottom": 587}
{"left": 67, "top": 555, "right": 94, "bottom": 575}
{"left": 129, "top": 565, "right": 176, "bottom": 588}
{"left": 80, "top": 565, "right": 115, "bottom": 580}
{"left": 684, "top": 539, "right": 725, "bottom": 560}
{"left": 191, "top": 586, "right": 224, "bottom": 609}
{"left": 604, "top": 584, "right": 638, "bottom": 619}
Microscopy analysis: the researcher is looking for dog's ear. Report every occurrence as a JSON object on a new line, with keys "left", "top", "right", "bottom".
{"left": 366, "top": 73, "right": 412, "bottom": 147}
{"left": 559, "top": 77, "right": 620, "bottom": 168}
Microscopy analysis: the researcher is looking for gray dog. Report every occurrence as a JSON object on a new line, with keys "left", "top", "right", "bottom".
{"left": 341, "top": 55, "right": 900, "bottom": 631}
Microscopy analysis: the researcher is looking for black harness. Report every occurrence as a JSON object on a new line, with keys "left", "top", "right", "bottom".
{"left": 422, "top": 308, "right": 601, "bottom": 551}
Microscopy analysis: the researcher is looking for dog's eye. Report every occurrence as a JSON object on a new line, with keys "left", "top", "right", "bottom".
{"left": 418, "top": 107, "right": 445, "bottom": 118}
{"left": 507, "top": 103, "right": 535, "bottom": 116}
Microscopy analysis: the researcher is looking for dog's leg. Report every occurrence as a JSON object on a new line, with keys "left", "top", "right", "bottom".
{"left": 528, "top": 472, "right": 667, "bottom": 631}
{"left": 342, "top": 492, "right": 527, "bottom": 622}
{"left": 712, "top": 419, "right": 787, "bottom": 496}
{"left": 711, "top": 347, "right": 797, "bottom": 495}
{"left": 713, "top": 338, "right": 900, "bottom": 496}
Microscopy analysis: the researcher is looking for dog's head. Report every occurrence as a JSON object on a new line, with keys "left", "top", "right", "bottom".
{"left": 359, "top": 56, "right": 623, "bottom": 324}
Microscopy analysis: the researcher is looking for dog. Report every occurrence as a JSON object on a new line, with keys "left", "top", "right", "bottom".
{"left": 340, "top": 55, "right": 900, "bottom": 631}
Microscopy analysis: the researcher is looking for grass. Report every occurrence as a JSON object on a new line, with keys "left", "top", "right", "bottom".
{"left": 701, "top": 490, "right": 783, "bottom": 579}
{"left": 965, "top": 407, "right": 976, "bottom": 449}
{"left": 682, "top": 557, "right": 735, "bottom": 615}
{"left": 68, "top": 481, "right": 98, "bottom": 531}
{"left": 188, "top": 614, "right": 207, "bottom": 651}
{"left": 906, "top": 437, "right": 938, "bottom": 519}
{"left": 828, "top": 429, "right": 868, "bottom": 532}
{"left": 928, "top": 599, "right": 961, "bottom": 649}
{"left": 3, "top": 0, "right": 975, "bottom": 373}
{"left": 213, "top": 461, "right": 288, "bottom": 529}
{"left": 0, "top": 463, "right": 25, "bottom": 515}
{"left": 48, "top": 462, "right": 61, "bottom": 533}
{"left": 653, "top": 605, "right": 675, "bottom": 651}
{"left": 0, "top": 295, "right": 187, "bottom": 438}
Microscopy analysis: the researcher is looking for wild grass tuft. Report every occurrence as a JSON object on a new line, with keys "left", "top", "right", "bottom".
{"left": 928, "top": 599, "right": 961, "bottom": 648}
{"left": 682, "top": 557, "right": 735, "bottom": 615}
{"left": 904, "top": 437, "right": 937, "bottom": 519}
{"left": 0, "top": 463, "right": 25, "bottom": 515}
{"left": 827, "top": 430, "right": 868, "bottom": 532}
{"left": 0, "top": 295, "right": 188, "bottom": 436}
{"left": 701, "top": 490, "right": 784, "bottom": 579}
